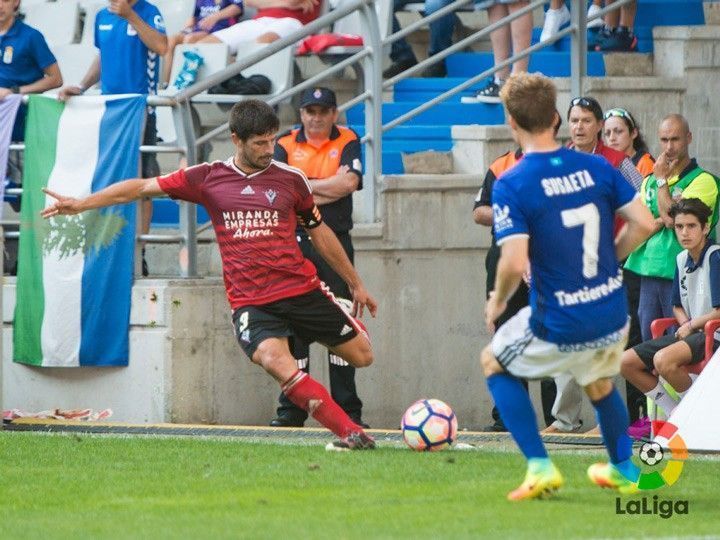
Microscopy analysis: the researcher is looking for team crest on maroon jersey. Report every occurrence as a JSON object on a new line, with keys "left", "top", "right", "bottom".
{"left": 264, "top": 189, "right": 278, "bottom": 205}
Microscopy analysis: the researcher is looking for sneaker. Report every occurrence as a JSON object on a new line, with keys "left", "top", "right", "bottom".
{"left": 596, "top": 27, "right": 637, "bottom": 52}
{"left": 350, "top": 416, "right": 370, "bottom": 429}
{"left": 540, "top": 4, "right": 570, "bottom": 42}
{"left": 422, "top": 61, "right": 447, "bottom": 78}
{"left": 587, "top": 3, "right": 604, "bottom": 28}
{"left": 481, "top": 423, "right": 508, "bottom": 433}
{"left": 325, "top": 431, "right": 376, "bottom": 451}
{"left": 540, "top": 423, "right": 583, "bottom": 434}
{"left": 587, "top": 26, "right": 611, "bottom": 51}
{"left": 461, "top": 80, "right": 502, "bottom": 104}
{"left": 587, "top": 462, "right": 639, "bottom": 495}
{"left": 507, "top": 461, "right": 564, "bottom": 501}
{"left": 383, "top": 58, "right": 417, "bottom": 79}
{"left": 269, "top": 415, "right": 306, "bottom": 428}
{"left": 627, "top": 416, "right": 651, "bottom": 440}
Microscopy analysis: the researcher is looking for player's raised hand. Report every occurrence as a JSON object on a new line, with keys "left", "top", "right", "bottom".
{"left": 109, "top": 0, "right": 133, "bottom": 19}
{"left": 351, "top": 284, "right": 377, "bottom": 319}
{"left": 484, "top": 291, "right": 507, "bottom": 334}
{"left": 40, "top": 188, "right": 83, "bottom": 218}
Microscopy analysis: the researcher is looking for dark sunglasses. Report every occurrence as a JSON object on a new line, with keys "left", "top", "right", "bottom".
{"left": 604, "top": 108, "right": 636, "bottom": 130}
{"left": 568, "top": 96, "right": 603, "bottom": 120}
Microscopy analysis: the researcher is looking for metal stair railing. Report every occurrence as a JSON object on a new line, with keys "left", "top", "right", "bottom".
{"left": 4, "top": 0, "right": 383, "bottom": 278}
{"left": 375, "top": 0, "right": 636, "bottom": 134}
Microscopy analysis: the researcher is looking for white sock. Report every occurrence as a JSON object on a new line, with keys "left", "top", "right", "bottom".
{"left": 645, "top": 382, "right": 679, "bottom": 415}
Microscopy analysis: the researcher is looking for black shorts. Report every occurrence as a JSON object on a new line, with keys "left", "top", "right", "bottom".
{"left": 232, "top": 288, "right": 361, "bottom": 359}
{"left": 633, "top": 332, "right": 709, "bottom": 369}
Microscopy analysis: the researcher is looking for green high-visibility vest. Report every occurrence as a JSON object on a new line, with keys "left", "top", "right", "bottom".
{"left": 625, "top": 167, "right": 719, "bottom": 279}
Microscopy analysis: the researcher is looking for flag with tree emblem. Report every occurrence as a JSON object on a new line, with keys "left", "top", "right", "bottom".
{"left": 13, "top": 94, "right": 145, "bottom": 367}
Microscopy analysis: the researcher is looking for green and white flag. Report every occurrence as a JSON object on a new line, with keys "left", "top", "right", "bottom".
{"left": 13, "top": 94, "right": 145, "bottom": 367}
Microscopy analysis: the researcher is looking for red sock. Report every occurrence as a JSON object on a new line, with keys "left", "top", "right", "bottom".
{"left": 282, "top": 370, "right": 360, "bottom": 438}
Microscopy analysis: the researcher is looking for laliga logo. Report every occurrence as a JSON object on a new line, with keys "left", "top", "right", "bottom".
{"left": 625, "top": 420, "right": 687, "bottom": 491}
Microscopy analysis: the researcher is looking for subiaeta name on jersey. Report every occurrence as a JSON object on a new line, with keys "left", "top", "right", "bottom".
{"left": 541, "top": 169, "right": 595, "bottom": 197}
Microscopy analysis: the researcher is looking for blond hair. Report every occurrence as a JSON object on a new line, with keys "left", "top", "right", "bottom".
{"left": 500, "top": 73, "right": 558, "bottom": 133}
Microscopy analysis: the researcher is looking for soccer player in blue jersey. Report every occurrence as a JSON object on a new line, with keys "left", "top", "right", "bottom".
{"left": 480, "top": 73, "right": 655, "bottom": 501}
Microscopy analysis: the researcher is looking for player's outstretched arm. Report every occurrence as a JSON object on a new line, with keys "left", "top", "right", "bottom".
{"left": 615, "top": 197, "right": 655, "bottom": 261}
{"left": 306, "top": 222, "right": 377, "bottom": 318}
{"left": 41, "top": 178, "right": 166, "bottom": 219}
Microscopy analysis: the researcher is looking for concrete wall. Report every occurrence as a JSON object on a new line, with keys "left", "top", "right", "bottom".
{"left": 2, "top": 178, "right": 600, "bottom": 431}
{"left": 2, "top": 279, "right": 277, "bottom": 425}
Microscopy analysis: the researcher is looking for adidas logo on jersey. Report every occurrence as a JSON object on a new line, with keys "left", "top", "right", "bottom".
{"left": 340, "top": 324, "right": 352, "bottom": 336}
{"left": 241, "top": 185, "right": 255, "bottom": 195}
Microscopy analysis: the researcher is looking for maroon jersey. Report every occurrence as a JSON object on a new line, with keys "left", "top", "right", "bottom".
{"left": 157, "top": 158, "right": 324, "bottom": 309}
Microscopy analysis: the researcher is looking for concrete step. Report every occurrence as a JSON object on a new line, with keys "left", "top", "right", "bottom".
{"left": 452, "top": 75, "right": 686, "bottom": 174}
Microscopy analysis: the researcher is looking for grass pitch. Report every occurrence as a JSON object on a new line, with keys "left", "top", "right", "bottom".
{"left": 1, "top": 431, "right": 718, "bottom": 539}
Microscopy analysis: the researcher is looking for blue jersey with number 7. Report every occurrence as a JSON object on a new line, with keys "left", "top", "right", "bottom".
{"left": 492, "top": 147, "right": 637, "bottom": 344}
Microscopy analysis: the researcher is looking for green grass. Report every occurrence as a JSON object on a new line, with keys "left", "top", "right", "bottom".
{"left": 1, "top": 432, "right": 718, "bottom": 539}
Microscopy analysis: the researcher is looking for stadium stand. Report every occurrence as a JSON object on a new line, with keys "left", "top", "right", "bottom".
{"left": 22, "top": 0, "right": 80, "bottom": 46}
{"left": 153, "top": 0, "right": 195, "bottom": 35}
{"left": 50, "top": 43, "right": 97, "bottom": 88}
{"left": 351, "top": 0, "right": 710, "bottom": 174}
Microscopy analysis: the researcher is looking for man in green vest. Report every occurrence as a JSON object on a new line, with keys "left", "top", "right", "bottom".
{"left": 625, "top": 114, "right": 719, "bottom": 341}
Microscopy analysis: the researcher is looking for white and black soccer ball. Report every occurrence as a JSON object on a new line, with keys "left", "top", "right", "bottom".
{"left": 639, "top": 441, "right": 664, "bottom": 466}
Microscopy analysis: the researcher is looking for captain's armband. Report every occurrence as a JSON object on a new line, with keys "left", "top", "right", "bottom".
{"left": 297, "top": 205, "right": 323, "bottom": 229}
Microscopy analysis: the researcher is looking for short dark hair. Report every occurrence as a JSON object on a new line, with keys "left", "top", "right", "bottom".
{"left": 669, "top": 198, "right": 713, "bottom": 227}
{"left": 229, "top": 100, "right": 279, "bottom": 140}
{"left": 567, "top": 96, "right": 603, "bottom": 121}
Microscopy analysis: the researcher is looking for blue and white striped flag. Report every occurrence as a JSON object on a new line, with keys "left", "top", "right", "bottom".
{"left": 13, "top": 94, "right": 145, "bottom": 367}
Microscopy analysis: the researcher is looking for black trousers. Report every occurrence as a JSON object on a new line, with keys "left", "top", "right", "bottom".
{"left": 623, "top": 267, "right": 646, "bottom": 422}
{"left": 485, "top": 243, "right": 557, "bottom": 428}
{"left": 275, "top": 231, "right": 364, "bottom": 422}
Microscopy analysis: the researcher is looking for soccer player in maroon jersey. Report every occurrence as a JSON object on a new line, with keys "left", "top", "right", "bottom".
{"left": 40, "top": 100, "right": 378, "bottom": 450}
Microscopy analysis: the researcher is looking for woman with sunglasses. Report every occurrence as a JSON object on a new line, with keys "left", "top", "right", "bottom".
{"left": 603, "top": 108, "right": 655, "bottom": 178}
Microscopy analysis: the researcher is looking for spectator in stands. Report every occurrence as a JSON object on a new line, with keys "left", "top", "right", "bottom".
{"left": 461, "top": 0, "right": 531, "bottom": 104}
{"left": 1, "top": 0, "right": 62, "bottom": 276}
{"left": 0, "top": 0, "right": 62, "bottom": 142}
{"left": 382, "top": 0, "right": 457, "bottom": 79}
{"left": 603, "top": 105, "right": 654, "bottom": 422}
{"left": 162, "top": 0, "right": 244, "bottom": 84}
{"left": 58, "top": 0, "right": 168, "bottom": 277}
{"left": 271, "top": 87, "right": 368, "bottom": 428}
{"left": 625, "top": 114, "right": 719, "bottom": 341}
{"left": 621, "top": 198, "right": 720, "bottom": 422}
{"left": 588, "top": 0, "right": 638, "bottom": 52}
{"left": 603, "top": 107, "right": 654, "bottom": 177}
{"left": 539, "top": 0, "right": 569, "bottom": 42}
{"left": 199, "top": 0, "right": 321, "bottom": 54}
{"left": 542, "top": 96, "right": 644, "bottom": 434}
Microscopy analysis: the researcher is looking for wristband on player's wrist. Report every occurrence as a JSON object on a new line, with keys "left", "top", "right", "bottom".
{"left": 9, "top": 85, "right": 20, "bottom": 94}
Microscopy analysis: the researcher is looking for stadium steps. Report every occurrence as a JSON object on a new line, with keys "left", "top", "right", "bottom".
{"left": 367, "top": 0, "right": 710, "bottom": 175}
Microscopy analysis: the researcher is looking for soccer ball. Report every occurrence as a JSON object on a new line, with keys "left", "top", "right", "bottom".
{"left": 639, "top": 441, "right": 664, "bottom": 466}
{"left": 401, "top": 399, "right": 458, "bottom": 451}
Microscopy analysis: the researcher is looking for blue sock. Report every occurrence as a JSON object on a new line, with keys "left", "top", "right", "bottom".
{"left": 592, "top": 387, "right": 639, "bottom": 482}
{"left": 487, "top": 373, "right": 547, "bottom": 459}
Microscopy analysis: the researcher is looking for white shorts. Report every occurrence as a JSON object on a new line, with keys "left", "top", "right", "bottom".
{"left": 212, "top": 17, "right": 303, "bottom": 54}
{"left": 491, "top": 306, "right": 628, "bottom": 387}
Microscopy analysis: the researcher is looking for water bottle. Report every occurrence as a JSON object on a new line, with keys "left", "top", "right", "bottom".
{"left": 173, "top": 50, "right": 204, "bottom": 90}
